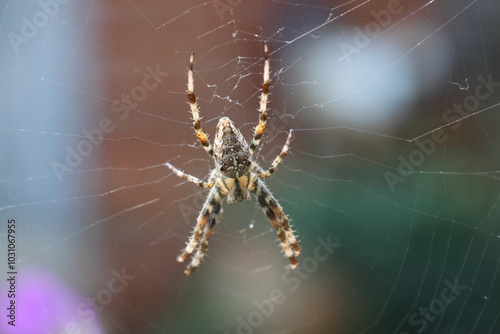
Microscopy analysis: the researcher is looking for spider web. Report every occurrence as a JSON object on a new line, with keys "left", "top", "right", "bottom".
{"left": 1, "top": 0, "right": 499, "bottom": 333}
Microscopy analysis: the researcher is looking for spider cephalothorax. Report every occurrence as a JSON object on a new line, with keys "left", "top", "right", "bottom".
{"left": 166, "top": 44, "right": 300, "bottom": 275}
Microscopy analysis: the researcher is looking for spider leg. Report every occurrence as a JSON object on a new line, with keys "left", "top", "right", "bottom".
{"left": 166, "top": 163, "right": 215, "bottom": 188}
{"left": 187, "top": 52, "right": 214, "bottom": 157}
{"left": 178, "top": 185, "right": 225, "bottom": 275}
{"left": 253, "top": 130, "right": 292, "bottom": 179}
{"left": 251, "top": 174, "right": 301, "bottom": 269}
{"left": 249, "top": 43, "right": 270, "bottom": 154}
{"left": 184, "top": 209, "right": 220, "bottom": 275}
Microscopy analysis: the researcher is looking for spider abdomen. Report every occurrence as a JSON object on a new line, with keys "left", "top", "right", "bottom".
{"left": 214, "top": 117, "right": 251, "bottom": 178}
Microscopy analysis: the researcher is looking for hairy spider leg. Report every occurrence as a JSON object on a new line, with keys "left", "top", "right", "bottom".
{"left": 178, "top": 185, "right": 225, "bottom": 275}
{"left": 252, "top": 129, "right": 293, "bottom": 179}
{"left": 251, "top": 175, "right": 300, "bottom": 268}
{"left": 249, "top": 43, "right": 270, "bottom": 154}
{"left": 187, "top": 52, "right": 214, "bottom": 157}
{"left": 165, "top": 163, "right": 216, "bottom": 188}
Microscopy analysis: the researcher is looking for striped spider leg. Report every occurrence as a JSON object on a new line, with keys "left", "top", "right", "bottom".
{"left": 166, "top": 44, "right": 300, "bottom": 275}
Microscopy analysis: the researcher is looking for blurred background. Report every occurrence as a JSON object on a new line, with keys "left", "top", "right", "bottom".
{"left": 1, "top": 0, "right": 499, "bottom": 333}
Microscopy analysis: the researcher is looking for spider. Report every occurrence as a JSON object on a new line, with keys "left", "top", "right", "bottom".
{"left": 166, "top": 44, "right": 300, "bottom": 275}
